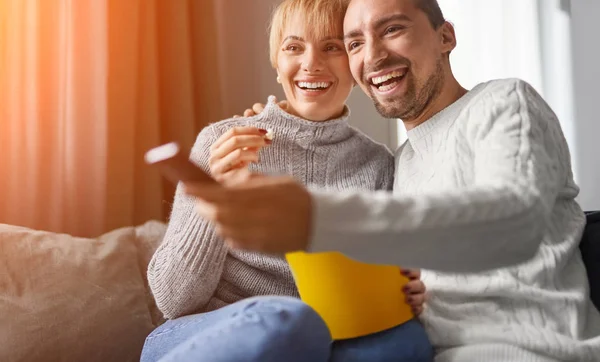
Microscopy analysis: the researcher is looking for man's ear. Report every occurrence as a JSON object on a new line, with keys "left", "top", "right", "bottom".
{"left": 440, "top": 21, "right": 457, "bottom": 55}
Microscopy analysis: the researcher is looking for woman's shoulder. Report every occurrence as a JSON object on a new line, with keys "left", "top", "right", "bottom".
{"left": 203, "top": 115, "right": 267, "bottom": 136}
{"left": 191, "top": 116, "right": 269, "bottom": 151}
{"left": 201, "top": 98, "right": 279, "bottom": 137}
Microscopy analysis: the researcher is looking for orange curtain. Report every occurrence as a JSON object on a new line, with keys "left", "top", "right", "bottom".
{"left": 0, "top": 0, "right": 223, "bottom": 237}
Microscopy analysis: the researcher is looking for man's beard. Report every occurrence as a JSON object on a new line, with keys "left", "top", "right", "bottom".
{"left": 368, "top": 57, "right": 445, "bottom": 120}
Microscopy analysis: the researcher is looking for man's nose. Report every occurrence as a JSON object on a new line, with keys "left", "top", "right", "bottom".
{"left": 364, "top": 39, "right": 388, "bottom": 67}
{"left": 301, "top": 49, "right": 324, "bottom": 72}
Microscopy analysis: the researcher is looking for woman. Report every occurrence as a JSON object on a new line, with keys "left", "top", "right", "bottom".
{"left": 141, "top": 0, "right": 432, "bottom": 361}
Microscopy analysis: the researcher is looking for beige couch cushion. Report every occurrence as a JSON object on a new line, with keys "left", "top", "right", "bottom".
{"left": 0, "top": 222, "right": 164, "bottom": 362}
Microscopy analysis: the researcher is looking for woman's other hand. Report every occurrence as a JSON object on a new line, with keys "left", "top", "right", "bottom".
{"left": 209, "top": 127, "right": 272, "bottom": 185}
{"left": 402, "top": 269, "right": 427, "bottom": 317}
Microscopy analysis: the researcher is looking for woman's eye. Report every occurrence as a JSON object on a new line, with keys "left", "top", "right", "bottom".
{"left": 325, "top": 44, "right": 340, "bottom": 52}
{"left": 284, "top": 44, "right": 301, "bottom": 52}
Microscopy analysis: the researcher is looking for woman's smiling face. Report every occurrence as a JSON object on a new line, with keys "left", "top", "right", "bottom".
{"left": 274, "top": 13, "right": 355, "bottom": 121}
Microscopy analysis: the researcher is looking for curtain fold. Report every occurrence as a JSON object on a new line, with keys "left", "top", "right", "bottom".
{"left": 0, "top": 0, "right": 222, "bottom": 237}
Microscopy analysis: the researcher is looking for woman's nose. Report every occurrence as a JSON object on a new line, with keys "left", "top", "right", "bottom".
{"left": 301, "top": 49, "right": 324, "bottom": 73}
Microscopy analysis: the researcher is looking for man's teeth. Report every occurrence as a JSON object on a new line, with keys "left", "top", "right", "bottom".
{"left": 371, "top": 70, "right": 405, "bottom": 85}
{"left": 297, "top": 81, "right": 331, "bottom": 89}
{"left": 379, "top": 82, "right": 398, "bottom": 92}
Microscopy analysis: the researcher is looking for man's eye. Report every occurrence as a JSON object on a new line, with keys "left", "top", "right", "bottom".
{"left": 347, "top": 42, "right": 361, "bottom": 51}
{"left": 385, "top": 26, "right": 403, "bottom": 35}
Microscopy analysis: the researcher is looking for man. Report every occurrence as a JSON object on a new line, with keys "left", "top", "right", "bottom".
{"left": 186, "top": 0, "right": 600, "bottom": 360}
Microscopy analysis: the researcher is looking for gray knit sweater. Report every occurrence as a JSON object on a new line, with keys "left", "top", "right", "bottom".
{"left": 148, "top": 97, "right": 395, "bottom": 319}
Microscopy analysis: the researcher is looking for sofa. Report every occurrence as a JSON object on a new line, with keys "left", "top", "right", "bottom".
{"left": 1, "top": 213, "right": 598, "bottom": 362}
{"left": 0, "top": 221, "right": 167, "bottom": 362}
{"left": 581, "top": 211, "right": 600, "bottom": 311}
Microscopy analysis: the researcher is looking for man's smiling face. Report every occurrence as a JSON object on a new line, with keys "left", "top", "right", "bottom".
{"left": 343, "top": 0, "right": 450, "bottom": 120}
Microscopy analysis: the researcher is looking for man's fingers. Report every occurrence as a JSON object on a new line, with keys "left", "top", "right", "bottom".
{"left": 401, "top": 268, "right": 421, "bottom": 280}
{"left": 405, "top": 292, "right": 426, "bottom": 310}
{"left": 193, "top": 198, "right": 218, "bottom": 221}
{"left": 185, "top": 177, "right": 275, "bottom": 209}
{"left": 252, "top": 103, "right": 265, "bottom": 114}
{"left": 403, "top": 279, "right": 426, "bottom": 295}
{"left": 278, "top": 100, "right": 289, "bottom": 111}
{"left": 219, "top": 168, "right": 253, "bottom": 186}
{"left": 412, "top": 306, "right": 424, "bottom": 316}
{"left": 183, "top": 182, "right": 227, "bottom": 203}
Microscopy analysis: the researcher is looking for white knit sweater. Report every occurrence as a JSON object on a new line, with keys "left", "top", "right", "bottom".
{"left": 310, "top": 79, "right": 600, "bottom": 361}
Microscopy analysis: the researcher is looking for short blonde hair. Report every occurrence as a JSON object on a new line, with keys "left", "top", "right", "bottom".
{"left": 268, "top": 0, "right": 348, "bottom": 68}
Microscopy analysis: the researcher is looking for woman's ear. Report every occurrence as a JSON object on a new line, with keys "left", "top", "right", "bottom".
{"left": 276, "top": 71, "right": 282, "bottom": 84}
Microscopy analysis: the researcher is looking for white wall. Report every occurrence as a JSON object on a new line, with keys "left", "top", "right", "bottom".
{"left": 213, "top": 0, "right": 397, "bottom": 149}
{"left": 571, "top": 0, "right": 600, "bottom": 211}
{"left": 439, "top": 0, "right": 599, "bottom": 210}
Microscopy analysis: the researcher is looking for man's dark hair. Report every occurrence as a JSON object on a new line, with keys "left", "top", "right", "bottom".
{"left": 414, "top": 0, "right": 445, "bottom": 29}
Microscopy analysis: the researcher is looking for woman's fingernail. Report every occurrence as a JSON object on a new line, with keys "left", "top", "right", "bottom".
{"left": 265, "top": 139, "right": 272, "bottom": 144}
{"left": 258, "top": 129, "right": 268, "bottom": 134}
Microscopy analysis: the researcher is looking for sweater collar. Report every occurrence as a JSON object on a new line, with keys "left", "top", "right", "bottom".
{"left": 260, "top": 96, "right": 352, "bottom": 142}
{"left": 407, "top": 84, "right": 483, "bottom": 142}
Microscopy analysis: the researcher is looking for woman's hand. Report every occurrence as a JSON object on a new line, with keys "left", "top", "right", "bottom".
{"left": 209, "top": 127, "right": 272, "bottom": 185}
{"left": 401, "top": 269, "right": 427, "bottom": 317}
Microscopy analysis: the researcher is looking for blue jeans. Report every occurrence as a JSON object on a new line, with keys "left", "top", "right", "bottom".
{"left": 141, "top": 296, "right": 433, "bottom": 362}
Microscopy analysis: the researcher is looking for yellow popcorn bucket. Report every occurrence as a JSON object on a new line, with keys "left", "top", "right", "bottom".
{"left": 285, "top": 251, "right": 414, "bottom": 340}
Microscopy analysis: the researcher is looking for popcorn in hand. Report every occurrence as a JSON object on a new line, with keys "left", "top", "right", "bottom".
{"left": 265, "top": 129, "right": 274, "bottom": 141}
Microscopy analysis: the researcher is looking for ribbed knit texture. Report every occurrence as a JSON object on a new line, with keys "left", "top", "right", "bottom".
{"left": 147, "top": 96, "right": 395, "bottom": 320}
{"left": 310, "top": 79, "right": 600, "bottom": 361}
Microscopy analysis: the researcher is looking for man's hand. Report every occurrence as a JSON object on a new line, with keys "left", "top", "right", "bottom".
{"left": 232, "top": 97, "right": 289, "bottom": 118}
{"left": 186, "top": 178, "right": 428, "bottom": 316}
{"left": 184, "top": 176, "right": 312, "bottom": 254}
{"left": 402, "top": 269, "right": 427, "bottom": 316}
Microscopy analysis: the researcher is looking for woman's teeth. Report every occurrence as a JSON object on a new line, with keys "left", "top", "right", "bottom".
{"left": 297, "top": 81, "right": 331, "bottom": 91}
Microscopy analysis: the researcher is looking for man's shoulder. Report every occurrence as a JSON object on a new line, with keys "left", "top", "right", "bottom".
{"left": 454, "top": 78, "right": 558, "bottom": 141}
{"left": 456, "top": 78, "right": 550, "bottom": 126}
{"left": 479, "top": 77, "right": 530, "bottom": 89}
{"left": 471, "top": 78, "right": 543, "bottom": 104}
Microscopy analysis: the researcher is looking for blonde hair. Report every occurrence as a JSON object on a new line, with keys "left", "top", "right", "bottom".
{"left": 268, "top": 0, "right": 348, "bottom": 68}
